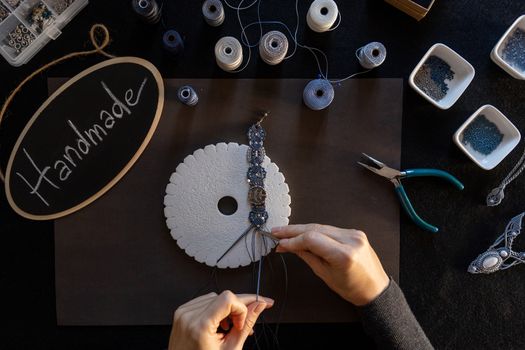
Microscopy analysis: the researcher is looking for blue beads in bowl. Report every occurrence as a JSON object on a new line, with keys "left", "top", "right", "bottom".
{"left": 409, "top": 43, "right": 475, "bottom": 109}
{"left": 453, "top": 105, "right": 521, "bottom": 170}
{"left": 491, "top": 15, "right": 525, "bottom": 80}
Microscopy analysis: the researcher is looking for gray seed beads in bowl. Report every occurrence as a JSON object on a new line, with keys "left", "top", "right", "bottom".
{"left": 461, "top": 115, "right": 504, "bottom": 156}
{"left": 414, "top": 55, "right": 455, "bottom": 101}
{"left": 502, "top": 28, "right": 525, "bottom": 73}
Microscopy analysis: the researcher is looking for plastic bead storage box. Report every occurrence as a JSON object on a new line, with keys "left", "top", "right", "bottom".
{"left": 0, "top": 0, "right": 88, "bottom": 66}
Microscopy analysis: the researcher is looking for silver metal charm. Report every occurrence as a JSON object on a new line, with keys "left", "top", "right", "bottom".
{"left": 468, "top": 212, "right": 525, "bottom": 274}
{"left": 487, "top": 145, "right": 525, "bottom": 206}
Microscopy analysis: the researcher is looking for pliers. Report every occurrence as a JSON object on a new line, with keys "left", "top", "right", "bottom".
{"left": 358, "top": 153, "right": 464, "bottom": 233}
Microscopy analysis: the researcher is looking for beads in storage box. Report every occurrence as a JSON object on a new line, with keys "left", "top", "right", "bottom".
{"left": 0, "top": 0, "right": 88, "bottom": 66}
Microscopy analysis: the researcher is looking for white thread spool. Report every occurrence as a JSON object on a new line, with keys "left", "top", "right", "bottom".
{"left": 356, "top": 42, "right": 387, "bottom": 69}
{"left": 202, "top": 0, "right": 225, "bottom": 27}
{"left": 259, "top": 30, "right": 289, "bottom": 65}
{"left": 215, "top": 36, "right": 243, "bottom": 72}
{"left": 307, "top": 0, "right": 339, "bottom": 33}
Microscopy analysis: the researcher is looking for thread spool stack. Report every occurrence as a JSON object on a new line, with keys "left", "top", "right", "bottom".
{"left": 303, "top": 79, "right": 335, "bottom": 111}
{"left": 177, "top": 85, "right": 199, "bottom": 106}
{"left": 307, "top": 0, "right": 339, "bottom": 33}
{"left": 131, "top": 0, "right": 161, "bottom": 24}
{"left": 215, "top": 36, "right": 243, "bottom": 72}
{"left": 162, "top": 29, "right": 184, "bottom": 55}
{"left": 259, "top": 31, "right": 289, "bottom": 65}
{"left": 202, "top": 0, "right": 225, "bottom": 27}
{"left": 356, "top": 42, "right": 387, "bottom": 69}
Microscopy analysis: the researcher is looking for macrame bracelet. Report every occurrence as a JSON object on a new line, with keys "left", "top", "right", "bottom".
{"left": 247, "top": 115, "right": 268, "bottom": 228}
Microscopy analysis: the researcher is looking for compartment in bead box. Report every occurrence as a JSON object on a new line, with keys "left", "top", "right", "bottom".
{"left": 45, "top": 0, "right": 76, "bottom": 15}
{"left": 15, "top": 0, "right": 56, "bottom": 34}
{"left": 0, "top": 0, "right": 86, "bottom": 66}
{"left": 0, "top": 14, "right": 34, "bottom": 57}
{"left": 4, "top": 0, "right": 22, "bottom": 10}
{"left": 0, "top": 3, "right": 10, "bottom": 23}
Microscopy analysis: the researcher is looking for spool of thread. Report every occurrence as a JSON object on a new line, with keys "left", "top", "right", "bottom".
{"left": 215, "top": 36, "right": 243, "bottom": 72}
{"left": 202, "top": 0, "right": 225, "bottom": 27}
{"left": 306, "top": 0, "right": 339, "bottom": 33}
{"left": 356, "top": 42, "right": 387, "bottom": 69}
{"left": 131, "top": 0, "right": 161, "bottom": 24}
{"left": 177, "top": 85, "right": 199, "bottom": 106}
{"left": 162, "top": 30, "right": 184, "bottom": 55}
{"left": 259, "top": 30, "right": 289, "bottom": 65}
{"left": 303, "top": 79, "right": 334, "bottom": 111}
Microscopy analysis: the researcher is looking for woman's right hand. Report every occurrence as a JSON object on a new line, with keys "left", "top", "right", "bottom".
{"left": 272, "top": 224, "right": 390, "bottom": 306}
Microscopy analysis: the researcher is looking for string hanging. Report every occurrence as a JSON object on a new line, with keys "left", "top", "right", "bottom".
{"left": 225, "top": 0, "right": 377, "bottom": 83}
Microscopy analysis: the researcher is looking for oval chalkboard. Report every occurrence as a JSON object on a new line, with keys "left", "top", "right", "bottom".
{"left": 4, "top": 57, "right": 164, "bottom": 220}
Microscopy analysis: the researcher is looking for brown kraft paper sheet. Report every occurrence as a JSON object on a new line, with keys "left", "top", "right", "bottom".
{"left": 54, "top": 78, "right": 402, "bottom": 325}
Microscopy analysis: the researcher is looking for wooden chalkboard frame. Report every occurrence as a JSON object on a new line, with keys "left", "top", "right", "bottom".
{"left": 4, "top": 57, "right": 164, "bottom": 220}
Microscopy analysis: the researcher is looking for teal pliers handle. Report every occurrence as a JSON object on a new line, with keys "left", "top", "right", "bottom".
{"left": 404, "top": 169, "right": 465, "bottom": 190}
{"left": 396, "top": 169, "right": 464, "bottom": 233}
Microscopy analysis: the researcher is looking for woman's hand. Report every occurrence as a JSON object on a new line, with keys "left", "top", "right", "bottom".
{"left": 168, "top": 291, "right": 273, "bottom": 350}
{"left": 273, "top": 224, "right": 389, "bottom": 306}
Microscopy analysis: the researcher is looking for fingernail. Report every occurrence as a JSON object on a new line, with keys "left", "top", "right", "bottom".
{"left": 255, "top": 302, "right": 266, "bottom": 314}
{"left": 260, "top": 297, "right": 274, "bottom": 306}
{"left": 272, "top": 226, "right": 284, "bottom": 233}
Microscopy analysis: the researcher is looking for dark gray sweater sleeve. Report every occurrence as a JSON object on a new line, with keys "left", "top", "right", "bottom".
{"left": 359, "top": 279, "right": 434, "bottom": 350}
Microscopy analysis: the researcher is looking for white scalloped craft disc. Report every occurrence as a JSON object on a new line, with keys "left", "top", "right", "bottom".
{"left": 163, "top": 142, "right": 291, "bottom": 268}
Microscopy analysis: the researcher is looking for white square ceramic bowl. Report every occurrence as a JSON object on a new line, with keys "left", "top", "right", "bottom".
{"left": 491, "top": 15, "right": 525, "bottom": 79}
{"left": 409, "top": 43, "right": 475, "bottom": 110}
{"left": 453, "top": 105, "right": 521, "bottom": 170}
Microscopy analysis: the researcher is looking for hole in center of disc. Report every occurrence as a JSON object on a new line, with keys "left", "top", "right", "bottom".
{"left": 168, "top": 35, "right": 175, "bottom": 42}
{"left": 320, "top": 7, "right": 328, "bottom": 15}
{"left": 139, "top": 0, "right": 148, "bottom": 9}
{"left": 372, "top": 49, "right": 380, "bottom": 57}
{"left": 271, "top": 40, "right": 278, "bottom": 48}
{"left": 209, "top": 5, "right": 216, "bottom": 12}
{"left": 225, "top": 46, "right": 232, "bottom": 55}
{"left": 316, "top": 89, "right": 324, "bottom": 97}
{"left": 182, "top": 89, "right": 190, "bottom": 97}
{"left": 218, "top": 196, "right": 238, "bottom": 215}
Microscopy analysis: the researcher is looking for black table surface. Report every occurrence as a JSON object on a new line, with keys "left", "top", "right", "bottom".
{"left": 2, "top": 0, "right": 525, "bottom": 349}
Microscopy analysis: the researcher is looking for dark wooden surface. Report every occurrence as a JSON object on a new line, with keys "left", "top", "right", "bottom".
{"left": 2, "top": 0, "right": 525, "bottom": 349}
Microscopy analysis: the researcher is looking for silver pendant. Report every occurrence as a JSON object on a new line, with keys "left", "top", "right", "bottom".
{"left": 468, "top": 212, "right": 525, "bottom": 274}
{"left": 486, "top": 186, "right": 505, "bottom": 207}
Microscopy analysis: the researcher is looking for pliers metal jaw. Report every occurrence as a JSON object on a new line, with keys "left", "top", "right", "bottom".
{"left": 358, "top": 153, "right": 464, "bottom": 233}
